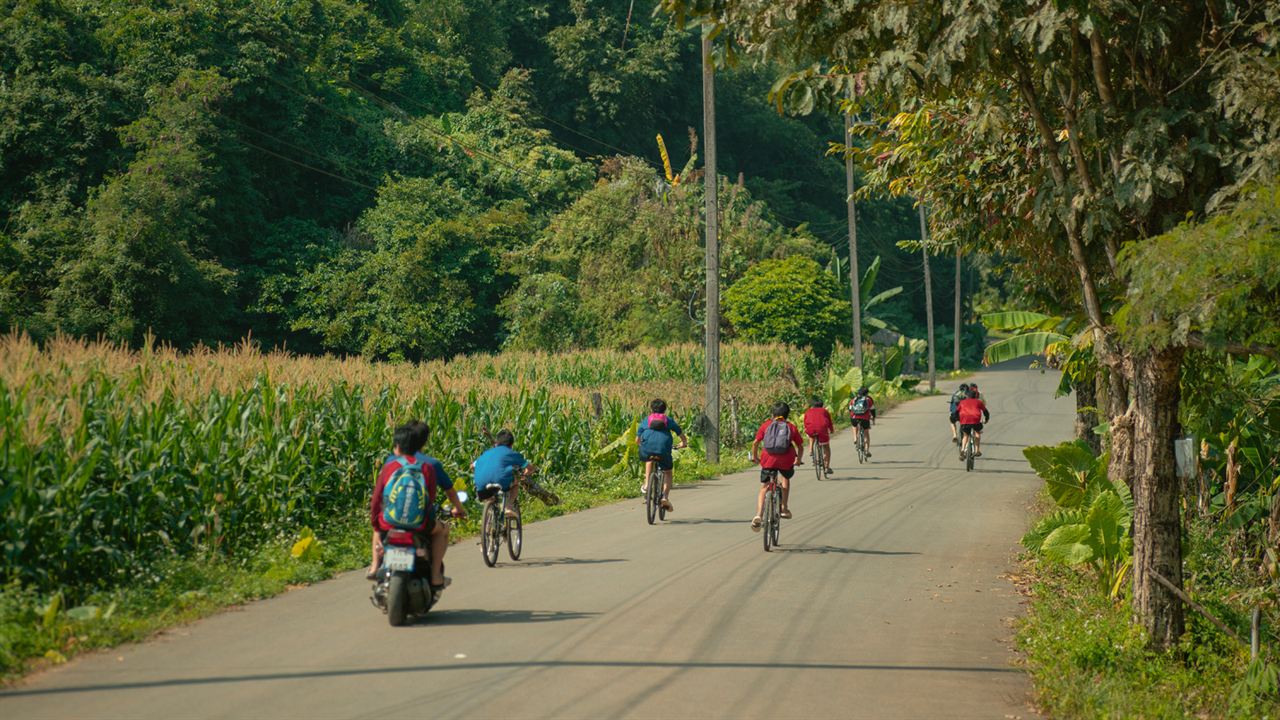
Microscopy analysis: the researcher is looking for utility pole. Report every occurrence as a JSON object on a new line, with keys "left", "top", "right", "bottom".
{"left": 702, "top": 31, "right": 720, "bottom": 463}
{"left": 918, "top": 204, "right": 936, "bottom": 391}
{"left": 845, "top": 88, "right": 863, "bottom": 370}
{"left": 953, "top": 248, "right": 962, "bottom": 371}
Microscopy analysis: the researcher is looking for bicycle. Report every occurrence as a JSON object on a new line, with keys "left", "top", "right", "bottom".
{"left": 810, "top": 440, "right": 824, "bottom": 482}
{"left": 480, "top": 483, "right": 522, "bottom": 566}
{"left": 761, "top": 468, "right": 783, "bottom": 551}
{"left": 959, "top": 427, "right": 977, "bottom": 472}
{"left": 855, "top": 424, "right": 869, "bottom": 464}
{"left": 643, "top": 455, "right": 667, "bottom": 525}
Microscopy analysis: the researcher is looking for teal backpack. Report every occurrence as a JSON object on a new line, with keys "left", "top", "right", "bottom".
{"left": 381, "top": 458, "right": 430, "bottom": 529}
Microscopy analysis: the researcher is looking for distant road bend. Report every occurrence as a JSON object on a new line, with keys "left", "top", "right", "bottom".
{"left": 3, "top": 362, "right": 1067, "bottom": 719}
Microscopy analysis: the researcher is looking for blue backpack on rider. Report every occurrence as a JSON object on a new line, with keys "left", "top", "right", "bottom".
{"left": 639, "top": 426, "right": 674, "bottom": 457}
{"left": 382, "top": 458, "right": 430, "bottom": 530}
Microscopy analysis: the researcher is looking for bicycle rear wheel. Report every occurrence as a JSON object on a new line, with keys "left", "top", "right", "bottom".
{"left": 645, "top": 469, "right": 660, "bottom": 525}
{"left": 762, "top": 490, "right": 774, "bottom": 552}
{"left": 507, "top": 501, "right": 523, "bottom": 560}
{"left": 812, "top": 444, "right": 822, "bottom": 482}
{"left": 770, "top": 488, "right": 781, "bottom": 547}
{"left": 966, "top": 444, "right": 975, "bottom": 472}
{"left": 481, "top": 501, "right": 500, "bottom": 567}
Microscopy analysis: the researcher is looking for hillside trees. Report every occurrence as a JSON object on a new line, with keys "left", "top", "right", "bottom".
{"left": 663, "top": 0, "right": 1280, "bottom": 647}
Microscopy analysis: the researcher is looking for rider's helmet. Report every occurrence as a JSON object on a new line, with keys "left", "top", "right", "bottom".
{"left": 857, "top": 386, "right": 869, "bottom": 396}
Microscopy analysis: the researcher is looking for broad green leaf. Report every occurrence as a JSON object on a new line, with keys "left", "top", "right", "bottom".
{"left": 1087, "top": 491, "right": 1126, "bottom": 561}
{"left": 41, "top": 593, "right": 62, "bottom": 628}
{"left": 1041, "top": 524, "right": 1095, "bottom": 565}
{"left": 981, "top": 311, "right": 1057, "bottom": 330}
{"left": 1022, "top": 507, "right": 1087, "bottom": 551}
{"left": 65, "top": 605, "right": 101, "bottom": 622}
{"left": 983, "top": 332, "right": 1069, "bottom": 364}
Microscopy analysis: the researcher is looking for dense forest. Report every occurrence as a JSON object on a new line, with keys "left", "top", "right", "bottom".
{"left": 0, "top": 0, "right": 974, "bottom": 360}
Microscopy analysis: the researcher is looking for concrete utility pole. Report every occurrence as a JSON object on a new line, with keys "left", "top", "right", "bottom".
{"left": 918, "top": 204, "right": 936, "bottom": 391}
{"left": 954, "top": 249, "right": 962, "bottom": 371}
{"left": 845, "top": 89, "right": 863, "bottom": 370}
{"left": 702, "top": 31, "right": 720, "bottom": 463}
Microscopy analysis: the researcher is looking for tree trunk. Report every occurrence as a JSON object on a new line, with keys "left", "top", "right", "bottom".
{"left": 1074, "top": 376, "right": 1101, "bottom": 455}
{"left": 918, "top": 204, "right": 936, "bottom": 391}
{"left": 701, "top": 35, "right": 720, "bottom": 464}
{"left": 1104, "top": 352, "right": 1135, "bottom": 492}
{"left": 1130, "top": 347, "right": 1186, "bottom": 649}
{"left": 845, "top": 91, "right": 863, "bottom": 370}
{"left": 953, "top": 249, "right": 962, "bottom": 371}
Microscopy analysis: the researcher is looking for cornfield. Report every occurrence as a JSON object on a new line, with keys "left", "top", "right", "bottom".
{"left": 0, "top": 334, "right": 801, "bottom": 597}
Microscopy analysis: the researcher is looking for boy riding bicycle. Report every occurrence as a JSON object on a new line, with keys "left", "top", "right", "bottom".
{"left": 802, "top": 397, "right": 835, "bottom": 476}
{"left": 750, "top": 402, "right": 804, "bottom": 529}
{"left": 954, "top": 388, "right": 990, "bottom": 457}
{"left": 637, "top": 399, "right": 688, "bottom": 513}
{"left": 848, "top": 386, "right": 877, "bottom": 457}
{"left": 472, "top": 429, "right": 536, "bottom": 518}
{"left": 949, "top": 383, "right": 970, "bottom": 445}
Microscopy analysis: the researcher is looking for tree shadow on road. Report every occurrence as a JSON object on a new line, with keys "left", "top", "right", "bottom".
{"left": 424, "top": 609, "right": 599, "bottom": 627}
{"left": 494, "top": 557, "right": 626, "bottom": 568}
{"left": 775, "top": 545, "right": 919, "bottom": 556}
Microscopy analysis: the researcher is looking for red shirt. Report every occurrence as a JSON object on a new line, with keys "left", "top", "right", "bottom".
{"left": 754, "top": 418, "right": 803, "bottom": 470}
{"left": 802, "top": 407, "right": 835, "bottom": 439}
{"left": 957, "top": 397, "right": 989, "bottom": 425}
{"left": 370, "top": 455, "right": 438, "bottom": 532}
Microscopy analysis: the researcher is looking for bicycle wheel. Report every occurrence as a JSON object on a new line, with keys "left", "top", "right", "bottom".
{"left": 812, "top": 444, "right": 822, "bottom": 482}
{"left": 770, "top": 488, "right": 781, "bottom": 547}
{"left": 481, "top": 501, "right": 500, "bottom": 567}
{"left": 506, "top": 501, "right": 523, "bottom": 561}
{"left": 857, "top": 428, "right": 867, "bottom": 464}
{"left": 645, "top": 469, "right": 660, "bottom": 525}
{"left": 965, "top": 443, "right": 975, "bottom": 472}
{"left": 762, "top": 490, "right": 774, "bottom": 552}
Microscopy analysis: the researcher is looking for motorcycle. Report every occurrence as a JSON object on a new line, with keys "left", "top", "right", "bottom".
{"left": 370, "top": 491, "right": 467, "bottom": 626}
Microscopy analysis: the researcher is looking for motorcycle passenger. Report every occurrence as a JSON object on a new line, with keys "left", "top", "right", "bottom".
{"left": 369, "top": 421, "right": 466, "bottom": 590}
{"left": 949, "top": 383, "right": 971, "bottom": 445}
{"left": 955, "top": 388, "right": 991, "bottom": 458}
{"left": 472, "top": 429, "right": 536, "bottom": 518}
{"left": 750, "top": 402, "right": 804, "bottom": 528}
{"left": 637, "top": 399, "right": 689, "bottom": 513}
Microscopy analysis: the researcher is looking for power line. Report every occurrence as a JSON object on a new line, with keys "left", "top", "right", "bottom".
{"left": 217, "top": 111, "right": 386, "bottom": 188}
{"left": 236, "top": 138, "right": 379, "bottom": 191}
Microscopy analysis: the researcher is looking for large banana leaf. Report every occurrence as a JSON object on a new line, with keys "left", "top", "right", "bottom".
{"left": 1041, "top": 524, "right": 1095, "bottom": 564}
{"left": 864, "top": 286, "right": 903, "bottom": 310}
{"left": 983, "top": 331, "right": 1069, "bottom": 364}
{"left": 981, "top": 311, "right": 1061, "bottom": 331}
{"left": 859, "top": 256, "right": 882, "bottom": 306}
{"left": 824, "top": 370, "right": 853, "bottom": 414}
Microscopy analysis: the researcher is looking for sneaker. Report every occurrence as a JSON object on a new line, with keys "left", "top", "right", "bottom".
{"left": 824, "top": 466, "right": 833, "bottom": 476}
{"left": 780, "top": 509, "right": 793, "bottom": 519}
{"left": 660, "top": 498, "right": 673, "bottom": 512}
{"left": 751, "top": 516, "right": 762, "bottom": 531}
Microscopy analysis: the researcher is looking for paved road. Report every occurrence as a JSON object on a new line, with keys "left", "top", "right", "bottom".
{"left": 3, "top": 363, "right": 1070, "bottom": 719}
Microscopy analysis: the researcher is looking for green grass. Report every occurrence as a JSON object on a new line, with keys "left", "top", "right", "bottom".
{"left": 1016, "top": 516, "right": 1280, "bottom": 719}
{"left": 0, "top": 452, "right": 750, "bottom": 682}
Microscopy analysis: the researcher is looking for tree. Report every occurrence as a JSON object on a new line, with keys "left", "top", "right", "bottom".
{"left": 662, "top": 0, "right": 1280, "bottom": 648}
{"left": 723, "top": 255, "right": 847, "bottom": 356}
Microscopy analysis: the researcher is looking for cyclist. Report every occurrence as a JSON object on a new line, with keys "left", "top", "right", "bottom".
{"left": 956, "top": 387, "right": 991, "bottom": 458}
{"left": 368, "top": 421, "right": 465, "bottom": 588}
{"left": 848, "top": 386, "right": 877, "bottom": 457}
{"left": 637, "top": 399, "right": 688, "bottom": 513}
{"left": 750, "top": 401, "right": 804, "bottom": 529}
{"left": 802, "top": 397, "right": 835, "bottom": 476}
{"left": 472, "top": 429, "right": 536, "bottom": 518}
{"left": 949, "top": 383, "right": 971, "bottom": 445}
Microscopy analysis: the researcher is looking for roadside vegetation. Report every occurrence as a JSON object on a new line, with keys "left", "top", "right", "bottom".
{"left": 0, "top": 332, "right": 930, "bottom": 679}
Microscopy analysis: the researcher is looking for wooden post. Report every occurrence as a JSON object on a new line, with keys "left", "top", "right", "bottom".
{"left": 918, "top": 204, "right": 936, "bottom": 391}
{"left": 729, "top": 395, "right": 740, "bottom": 445}
{"left": 845, "top": 88, "right": 863, "bottom": 370}
{"left": 702, "top": 31, "right": 720, "bottom": 463}
{"left": 953, "top": 248, "right": 962, "bottom": 371}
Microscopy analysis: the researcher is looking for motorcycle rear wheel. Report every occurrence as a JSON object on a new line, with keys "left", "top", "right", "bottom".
{"left": 387, "top": 574, "right": 408, "bottom": 626}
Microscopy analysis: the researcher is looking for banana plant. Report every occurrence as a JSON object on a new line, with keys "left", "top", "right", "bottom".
{"left": 982, "top": 310, "right": 1095, "bottom": 397}
{"left": 1021, "top": 440, "right": 1133, "bottom": 597}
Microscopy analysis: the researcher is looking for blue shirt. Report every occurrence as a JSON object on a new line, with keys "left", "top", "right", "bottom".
{"left": 472, "top": 445, "right": 529, "bottom": 490}
{"left": 383, "top": 453, "right": 453, "bottom": 490}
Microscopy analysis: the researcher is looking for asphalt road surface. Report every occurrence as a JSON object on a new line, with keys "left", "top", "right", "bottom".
{"left": 3, "top": 363, "right": 1071, "bottom": 719}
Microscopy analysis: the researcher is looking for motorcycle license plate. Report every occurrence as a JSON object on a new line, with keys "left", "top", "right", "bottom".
{"left": 384, "top": 546, "right": 415, "bottom": 572}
